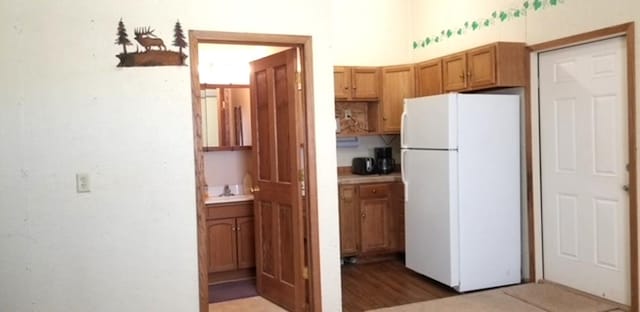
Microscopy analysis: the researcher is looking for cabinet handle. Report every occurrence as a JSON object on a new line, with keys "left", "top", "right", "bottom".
{"left": 467, "top": 71, "right": 472, "bottom": 80}
{"left": 459, "top": 72, "right": 465, "bottom": 81}
{"left": 361, "top": 213, "right": 366, "bottom": 219}
{"left": 344, "top": 86, "right": 349, "bottom": 90}
{"left": 371, "top": 189, "right": 377, "bottom": 193}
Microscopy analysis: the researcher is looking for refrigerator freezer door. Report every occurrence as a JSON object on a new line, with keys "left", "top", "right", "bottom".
{"left": 402, "top": 94, "right": 458, "bottom": 150}
{"left": 404, "top": 149, "right": 459, "bottom": 287}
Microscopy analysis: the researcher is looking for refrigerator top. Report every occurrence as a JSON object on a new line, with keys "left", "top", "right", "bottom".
{"left": 401, "top": 93, "right": 458, "bottom": 150}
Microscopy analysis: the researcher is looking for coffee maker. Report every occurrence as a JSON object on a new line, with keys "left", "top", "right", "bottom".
{"left": 374, "top": 147, "right": 395, "bottom": 174}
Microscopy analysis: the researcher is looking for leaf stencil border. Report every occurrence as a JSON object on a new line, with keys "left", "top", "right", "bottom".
{"left": 413, "top": 0, "right": 565, "bottom": 49}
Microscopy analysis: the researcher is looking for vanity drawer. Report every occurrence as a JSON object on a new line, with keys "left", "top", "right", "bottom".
{"left": 207, "top": 201, "right": 253, "bottom": 220}
{"left": 359, "top": 183, "right": 390, "bottom": 198}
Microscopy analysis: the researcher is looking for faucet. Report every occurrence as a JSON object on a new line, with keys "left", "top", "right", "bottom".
{"left": 219, "top": 184, "right": 235, "bottom": 197}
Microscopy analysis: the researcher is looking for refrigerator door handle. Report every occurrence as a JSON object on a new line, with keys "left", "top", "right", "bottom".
{"left": 401, "top": 149, "right": 408, "bottom": 201}
{"left": 400, "top": 111, "right": 408, "bottom": 148}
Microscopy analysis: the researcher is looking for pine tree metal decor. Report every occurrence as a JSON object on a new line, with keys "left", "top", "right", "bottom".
{"left": 115, "top": 19, "right": 188, "bottom": 67}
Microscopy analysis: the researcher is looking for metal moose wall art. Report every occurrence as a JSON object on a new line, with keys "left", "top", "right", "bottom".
{"left": 115, "top": 18, "right": 187, "bottom": 67}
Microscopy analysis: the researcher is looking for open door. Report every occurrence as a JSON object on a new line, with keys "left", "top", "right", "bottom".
{"left": 249, "top": 48, "right": 306, "bottom": 311}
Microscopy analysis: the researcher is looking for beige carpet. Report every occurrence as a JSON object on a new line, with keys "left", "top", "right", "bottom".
{"left": 370, "top": 283, "right": 626, "bottom": 312}
{"left": 209, "top": 296, "right": 285, "bottom": 312}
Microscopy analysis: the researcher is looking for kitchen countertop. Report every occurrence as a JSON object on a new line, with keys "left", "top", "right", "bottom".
{"left": 338, "top": 172, "right": 402, "bottom": 184}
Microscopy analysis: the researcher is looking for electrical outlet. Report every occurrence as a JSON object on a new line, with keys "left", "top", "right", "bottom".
{"left": 344, "top": 109, "right": 352, "bottom": 119}
{"left": 76, "top": 173, "right": 91, "bottom": 193}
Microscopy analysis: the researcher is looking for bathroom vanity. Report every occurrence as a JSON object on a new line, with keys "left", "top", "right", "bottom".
{"left": 206, "top": 198, "right": 255, "bottom": 284}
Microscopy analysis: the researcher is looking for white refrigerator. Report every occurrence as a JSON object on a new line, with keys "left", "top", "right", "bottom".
{"left": 401, "top": 93, "right": 521, "bottom": 292}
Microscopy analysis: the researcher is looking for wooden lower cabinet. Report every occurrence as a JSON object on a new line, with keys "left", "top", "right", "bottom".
{"left": 208, "top": 218, "right": 238, "bottom": 273}
{"left": 206, "top": 201, "right": 255, "bottom": 282}
{"left": 339, "top": 182, "right": 404, "bottom": 257}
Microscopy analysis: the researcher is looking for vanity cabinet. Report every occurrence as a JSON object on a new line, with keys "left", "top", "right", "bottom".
{"left": 381, "top": 65, "right": 415, "bottom": 134}
{"left": 442, "top": 42, "right": 526, "bottom": 92}
{"left": 206, "top": 201, "right": 255, "bottom": 281}
{"left": 339, "top": 181, "right": 404, "bottom": 257}
{"left": 334, "top": 66, "right": 380, "bottom": 101}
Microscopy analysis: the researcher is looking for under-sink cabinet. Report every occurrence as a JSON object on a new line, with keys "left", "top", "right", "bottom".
{"left": 339, "top": 181, "right": 404, "bottom": 258}
{"left": 206, "top": 200, "right": 255, "bottom": 283}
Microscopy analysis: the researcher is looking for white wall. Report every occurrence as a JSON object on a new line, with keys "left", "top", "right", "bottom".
{"left": 0, "top": 0, "right": 341, "bottom": 311}
{"left": 203, "top": 151, "right": 251, "bottom": 191}
{"left": 336, "top": 135, "right": 401, "bottom": 167}
{"left": 332, "top": 0, "right": 414, "bottom": 65}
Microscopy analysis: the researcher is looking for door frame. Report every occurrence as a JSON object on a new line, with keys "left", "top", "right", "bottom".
{"left": 187, "top": 31, "right": 321, "bottom": 312}
{"left": 528, "top": 22, "right": 637, "bottom": 310}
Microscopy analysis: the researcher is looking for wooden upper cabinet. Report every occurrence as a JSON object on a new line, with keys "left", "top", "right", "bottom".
{"left": 415, "top": 58, "right": 443, "bottom": 96}
{"left": 467, "top": 45, "right": 497, "bottom": 89}
{"left": 381, "top": 65, "right": 415, "bottom": 133}
{"left": 333, "top": 66, "right": 352, "bottom": 100}
{"left": 443, "top": 42, "right": 526, "bottom": 92}
{"left": 442, "top": 52, "right": 468, "bottom": 92}
{"left": 334, "top": 66, "right": 380, "bottom": 100}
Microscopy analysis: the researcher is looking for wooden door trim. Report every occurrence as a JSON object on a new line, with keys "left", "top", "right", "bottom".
{"left": 188, "top": 31, "right": 321, "bottom": 312}
{"left": 528, "top": 22, "right": 637, "bottom": 310}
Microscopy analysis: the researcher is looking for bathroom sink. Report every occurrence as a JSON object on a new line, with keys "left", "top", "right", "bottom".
{"left": 205, "top": 194, "right": 254, "bottom": 204}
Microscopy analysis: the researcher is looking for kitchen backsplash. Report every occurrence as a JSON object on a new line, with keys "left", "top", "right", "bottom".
{"left": 336, "top": 135, "right": 401, "bottom": 167}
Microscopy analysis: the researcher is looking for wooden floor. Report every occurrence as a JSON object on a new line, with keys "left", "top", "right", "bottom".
{"left": 341, "top": 258, "right": 459, "bottom": 312}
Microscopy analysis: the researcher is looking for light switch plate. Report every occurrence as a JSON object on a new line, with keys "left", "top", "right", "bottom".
{"left": 76, "top": 173, "right": 90, "bottom": 193}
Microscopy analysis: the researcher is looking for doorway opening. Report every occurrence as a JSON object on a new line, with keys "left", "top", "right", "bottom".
{"left": 188, "top": 31, "right": 321, "bottom": 312}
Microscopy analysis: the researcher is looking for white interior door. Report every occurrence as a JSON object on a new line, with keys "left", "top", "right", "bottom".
{"left": 539, "top": 36, "right": 630, "bottom": 304}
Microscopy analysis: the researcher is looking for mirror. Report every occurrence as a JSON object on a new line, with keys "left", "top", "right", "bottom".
{"left": 200, "top": 84, "right": 252, "bottom": 150}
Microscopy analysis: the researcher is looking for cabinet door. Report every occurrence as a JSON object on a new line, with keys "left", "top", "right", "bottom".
{"left": 442, "top": 52, "right": 467, "bottom": 92}
{"left": 207, "top": 218, "right": 237, "bottom": 273}
{"left": 467, "top": 45, "right": 496, "bottom": 89}
{"left": 339, "top": 185, "right": 360, "bottom": 256}
{"left": 415, "top": 59, "right": 443, "bottom": 96}
{"left": 351, "top": 67, "right": 380, "bottom": 99}
{"left": 236, "top": 216, "right": 256, "bottom": 269}
{"left": 381, "top": 65, "right": 415, "bottom": 133}
{"left": 360, "top": 197, "right": 390, "bottom": 253}
{"left": 389, "top": 182, "right": 405, "bottom": 252}
{"left": 333, "top": 66, "right": 351, "bottom": 100}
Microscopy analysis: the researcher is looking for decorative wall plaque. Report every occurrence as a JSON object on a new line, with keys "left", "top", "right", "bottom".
{"left": 115, "top": 18, "right": 187, "bottom": 67}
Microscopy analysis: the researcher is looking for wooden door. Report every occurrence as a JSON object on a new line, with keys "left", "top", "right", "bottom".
{"left": 351, "top": 67, "right": 380, "bottom": 99}
{"left": 467, "top": 45, "right": 496, "bottom": 89}
{"left": 539, "top": 37, "right": 630, "bottom": 304}
{"left": 236, "top": 216, "right": 255, "bottom": 269}
{"left": 442, "top": 52, "right": 467, "bottom": 92}
{"left": 250, "top": 48, "right": 306, "bottom": 311}
{"left": 207, "top": 219, "right": 237, "bottom": 273}
{"left": 415, "top": 59, "right": 443, "bottom": 96}
{"left": 381, "top": 65, "right": 415, "bottom": 133}
{"left": 333, "top": 66, "right": 351, "bottom": 100}
{"left": 339, "top": 184, "right": 360, "bottom": 256}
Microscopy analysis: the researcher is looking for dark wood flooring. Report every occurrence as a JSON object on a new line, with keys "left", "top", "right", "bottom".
{"left": 341, "top": 258, "right": 458, "bottom": 312}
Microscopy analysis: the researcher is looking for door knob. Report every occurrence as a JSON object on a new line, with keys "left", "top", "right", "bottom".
{"left": 250, "top": 186, "right": 261, "bottom": 193}
{"left": 623, "top": 185, "right": 629, "bottom": 192}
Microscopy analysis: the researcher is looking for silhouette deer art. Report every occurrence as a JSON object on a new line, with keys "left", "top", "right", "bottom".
{"left": 134, "top": 27, "right": 166, "bottom": 52}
